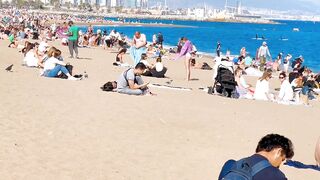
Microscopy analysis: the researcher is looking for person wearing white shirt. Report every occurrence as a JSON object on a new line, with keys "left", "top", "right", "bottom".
{"left": 254, "top": 70, "right": 274, "bottom": 101}
{"left": 235, "top": 68, "right": 254, "bottom": 99}
{"left": 43, "top": 49, "right": 79, "bottom": 80}
{"left": 277, "top": 72, "right": 294, "bottom": 103}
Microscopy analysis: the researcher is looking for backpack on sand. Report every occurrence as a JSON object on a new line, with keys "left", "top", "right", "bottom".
{"left": 218, "top": 158, "right": 271, "bottom": 180}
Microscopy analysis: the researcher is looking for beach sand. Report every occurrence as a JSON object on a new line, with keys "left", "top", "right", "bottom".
{"left": 0, "top": 40, "right": 319, "bottom": 180}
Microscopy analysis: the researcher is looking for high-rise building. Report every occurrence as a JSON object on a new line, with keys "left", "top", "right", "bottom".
{"left": 141, "top": 0, "right": 148, "bottom": 8}
{"left": 123, "top": 0, "right": 136, "bottom": 8}
{"left": 136, "top": 0, "right": 141, "bottom": 8}
{"left": 110, "top": 0, "right": 117, "bottom": 7}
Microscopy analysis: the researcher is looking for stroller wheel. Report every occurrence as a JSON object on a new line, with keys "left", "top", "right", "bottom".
{"left": 222, "top": 89, "right": 229, "bottom": 97}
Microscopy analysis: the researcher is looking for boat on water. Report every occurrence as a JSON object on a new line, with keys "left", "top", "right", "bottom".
{"left": 293, "top": 28, "right": 300, "bottom": 32}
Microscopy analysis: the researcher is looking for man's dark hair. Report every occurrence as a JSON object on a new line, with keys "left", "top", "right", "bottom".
{"left": 68, "top": 21, "right": 74, "bottom": 26}
{"left": 279, "top": 71, "right": 287, "bottom": 78}
{"left": 135, "top": 62, "right": 147, "bottom": 70}
{"left": 256, "top": 134, "right": 294, "bottom": 159}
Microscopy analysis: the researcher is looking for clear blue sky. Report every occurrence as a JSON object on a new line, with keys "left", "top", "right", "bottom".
{"left": 151, "top": 0, "right": 320, "bottom": 13}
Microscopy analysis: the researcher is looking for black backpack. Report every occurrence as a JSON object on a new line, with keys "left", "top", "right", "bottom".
{"left": 218, "top": 158, "right": 271, "bottom": 180}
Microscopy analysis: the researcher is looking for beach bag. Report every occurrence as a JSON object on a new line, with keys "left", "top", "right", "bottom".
{"left": 57, "top": 64, "right": 73, "bottom": 79}
{"left": 218, "top": 158, "right": 271, "bottom": 180}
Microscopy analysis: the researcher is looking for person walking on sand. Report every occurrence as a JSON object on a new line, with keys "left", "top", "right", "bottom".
{"left": 130, "top": 31, "right": 147, "bottom": 66}
{"left": 258, "top": 41, "right": 271, "bottom": 71}
{"left": 67, "top": 21, "right": 79, "bottom": 59}
{"left": 174, "top": 37, "right": 194, "bottom": 81}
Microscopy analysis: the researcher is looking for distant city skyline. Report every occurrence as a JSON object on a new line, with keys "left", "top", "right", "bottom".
{"left": 149, "top": 0, "right": 320, "bottom": 14}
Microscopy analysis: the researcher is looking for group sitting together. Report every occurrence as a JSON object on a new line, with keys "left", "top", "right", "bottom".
{"left": 20, "top": 41, "right": 82, "bottom": 80}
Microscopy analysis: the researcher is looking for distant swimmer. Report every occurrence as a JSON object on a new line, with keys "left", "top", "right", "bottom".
{"left": 256, "top": 34, "right": 258, "bottom": 40}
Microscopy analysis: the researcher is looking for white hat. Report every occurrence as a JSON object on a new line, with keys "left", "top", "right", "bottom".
{"left": 262, "top": 41, "right": 267, "bottom": 45}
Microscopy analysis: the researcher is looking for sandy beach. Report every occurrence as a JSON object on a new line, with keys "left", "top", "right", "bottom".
{"left": 0, "top": 39, "right": 319, "bottom": 180}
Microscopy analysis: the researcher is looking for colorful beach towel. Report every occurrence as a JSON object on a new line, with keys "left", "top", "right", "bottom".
{"left": 130, "top": 46, "right": 147, "bottom": 66}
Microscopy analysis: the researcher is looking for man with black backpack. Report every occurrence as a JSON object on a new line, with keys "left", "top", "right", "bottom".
{"left": 219, "top": 134, "right": 294, "bottom": 180}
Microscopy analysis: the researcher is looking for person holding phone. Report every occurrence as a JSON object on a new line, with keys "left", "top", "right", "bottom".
{"left": 116, "top": 63, "right": 150, "bottom": 95}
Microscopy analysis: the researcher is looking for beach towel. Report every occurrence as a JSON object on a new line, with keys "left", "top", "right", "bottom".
{"left": 130, "top": 46, "right": 147, "bottom": 66}
{"left": 174, "top": 40, "right": 193, "bottom": 61}
{"left": 150, "top": 84, "right": 192, "bottom": 91}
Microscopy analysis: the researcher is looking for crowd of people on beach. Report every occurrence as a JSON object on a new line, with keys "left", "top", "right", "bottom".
{"left": 1, "top": 8, "right": 320, "bottom": 103}
{"left": 1, "top": 8, "right": 320, "bottom": 180}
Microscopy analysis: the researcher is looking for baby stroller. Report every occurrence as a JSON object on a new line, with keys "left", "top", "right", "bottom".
{"left": 212, "top": 64, "right": 238, "bottom": 98}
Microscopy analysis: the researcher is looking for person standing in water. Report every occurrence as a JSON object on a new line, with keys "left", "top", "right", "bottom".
{"left": 258, "top": 41, "right": 271, "bottom": 71}
{"left": 216, "top": 41, "right": 221, "bottom": 57}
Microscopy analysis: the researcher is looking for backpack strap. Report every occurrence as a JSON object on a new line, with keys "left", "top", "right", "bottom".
{"left": 123, "top": 68, "right": 132, "bottom": 82}
{"left": 251, "top": 160, "right": 271, "bottom": 176}
{"left": 123, "top": 68, "right": 138, "bottom": 85}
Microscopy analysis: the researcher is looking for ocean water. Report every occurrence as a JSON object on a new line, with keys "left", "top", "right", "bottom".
{"left": 81, "top": 18, "right": 320, "bottom": 71}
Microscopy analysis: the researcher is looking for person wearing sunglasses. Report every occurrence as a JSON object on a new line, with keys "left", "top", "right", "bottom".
{"left": 277, "top": 72, "right": 294, "bottom": 104}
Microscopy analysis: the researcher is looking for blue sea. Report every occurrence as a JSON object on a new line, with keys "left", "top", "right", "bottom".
{"left": 81, "top": 18, "right": 320, "bottom": 72}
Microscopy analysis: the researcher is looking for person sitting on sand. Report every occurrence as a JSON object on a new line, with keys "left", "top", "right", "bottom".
{"left": 23, "top": 43, "right": 41, "bottom": 67}
{"left": 42, "top": 49, "right": 80, "bottom": 80}
{"left": 219, "top": 134, "right": 294, "bottom": 180}
{"left": 316, "top": 137, "right": 320, "bottom": 166}
{"left": 116, "top": 62, "right": 150, "bottom": 95}
{"left": 290, "top": 73, "right": 304, "bottom": 103}
{"left": 191, "top": 59, "right": 212, "bottom": 70}
{"left": 277, "top": 71, "right": 294, "bottom": 104}
{"left": 130, "top": 31, "right": 147, "bottom": 66}
{"left": 142, "top": 56, "right": 167, "bottom": 78}
{"left": 38, "top": 46, "right": 57, "bottom": 68}
{"left": 8, "top": 30, "right": 18, "bottom": 48}
{"left": 254, "top": 70, "right": 274, "bottom": 101}
{"left": 235, "top": 68, "right": 254, "bottom": 99}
